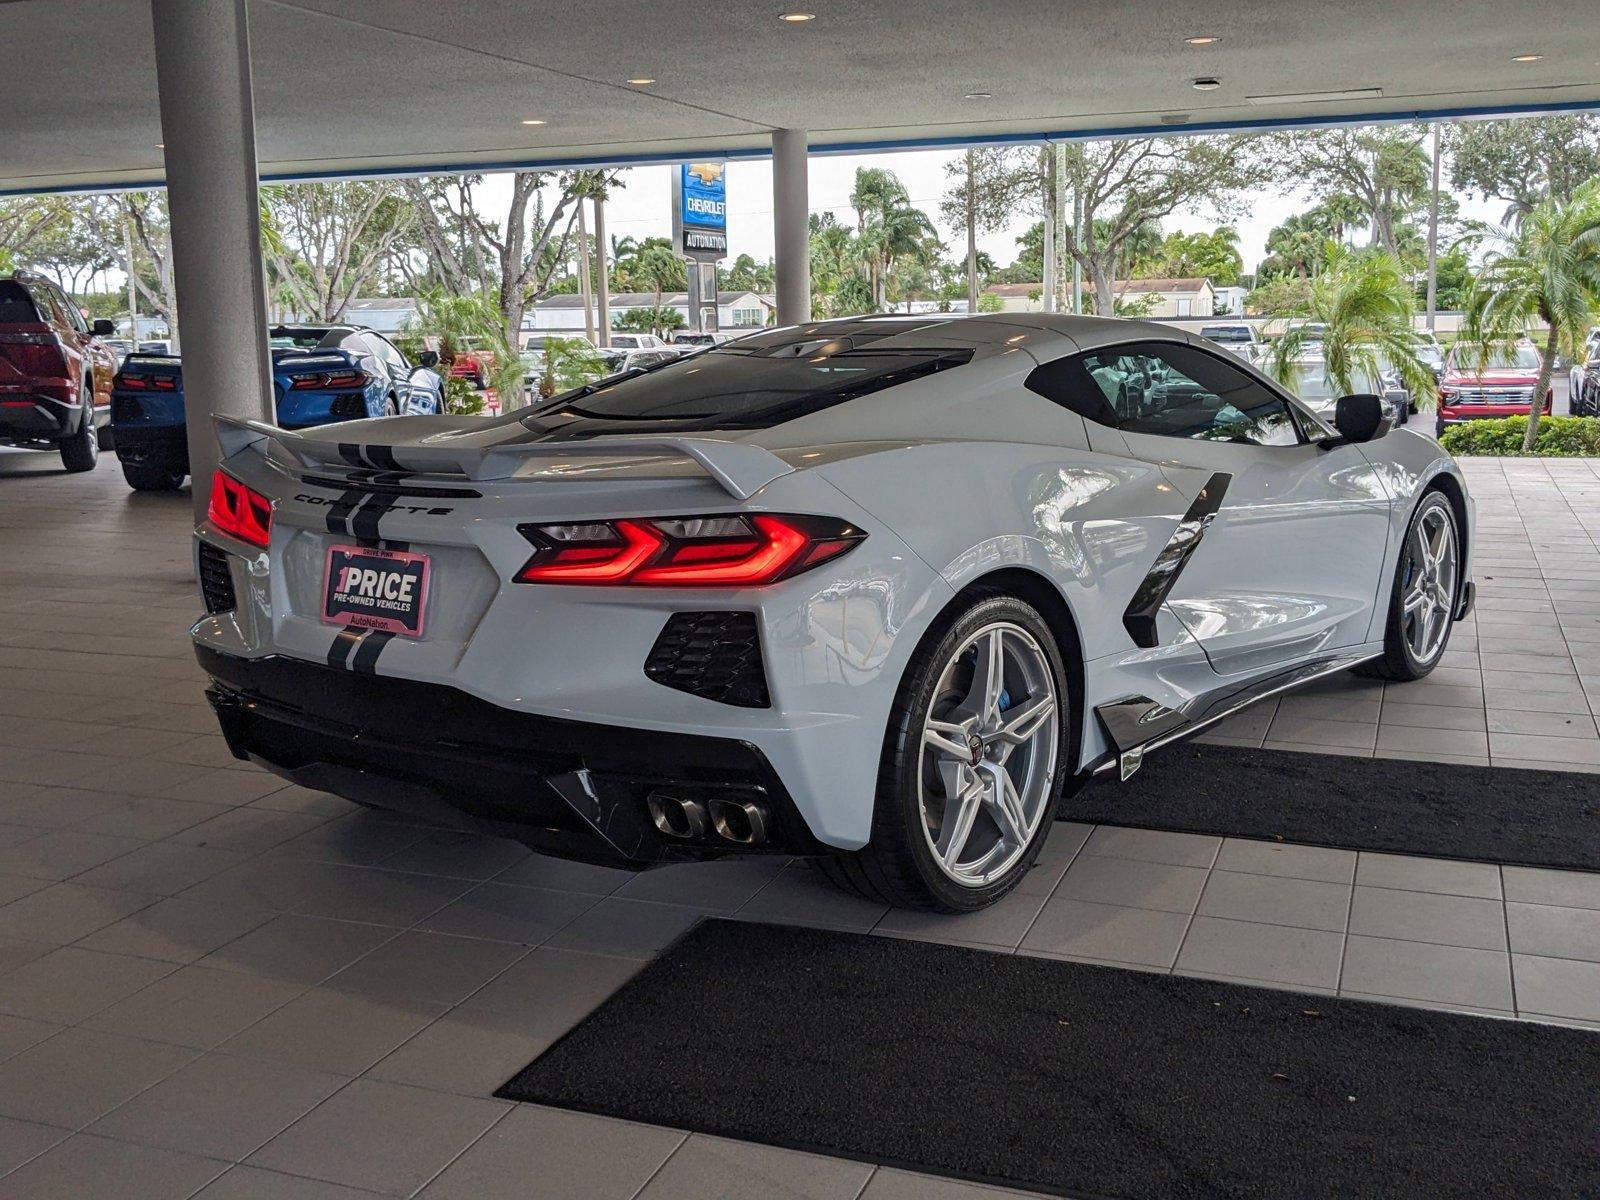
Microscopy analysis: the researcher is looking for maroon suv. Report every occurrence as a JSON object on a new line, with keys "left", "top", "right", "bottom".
{"left": 0, "top": 273, "right": 117, "bottom": 472}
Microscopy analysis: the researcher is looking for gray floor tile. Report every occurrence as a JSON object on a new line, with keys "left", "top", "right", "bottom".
{"left": 489, "top": 854, "right": 634, "bottom": 896}
{"left": 73, "top": 841, "right": 246, "bottom": 896}
{"left": 194, "top": 1165, "right": 387, "bottom": 1199}
{"left": 417, "top": 882, "right": 599, "bottom": 945}
{"left": 1485, "top": 709, "right": 1599, "bottom": 737}
{"left": 614, "top": 858, "right": 788, "bottom": 912}
{"left": 0, "top": 1013, "right": 62, "bottom": 1064}
{"left": 323, "top": 929, "right": 526, "bottom": 1007}
{"left": 1353, "top": 853, "right": 1502, "bottom": 899}
{"left": 74, "top": 896, "right": 277, "bottom": 965}
{"left": 0, "top": 945, "right": 175, "bottom": 1024}
{"left": 221, "top": 988, "right": 446, "bottom": 1077}
{"left": 1051, "top": 856, "right": 1207, "bottom": 913}
{"left": 1018, "top": 899, "right": 1189, "bottom": 966}
{"left": 458, "top": 947, "right": 641, "bottom": 1042}
{"left": 1512, "top": 954, "right": 1600, "bottom": 1022}
{"left": 76, "top": 795, "right": 229, "bottom": 841}
{"left": 196, "top": 914, "right": 400, "bottom": 986}
{"left": 0, "top": 1114, "right": 69, "bottom": 1178}
{"left": 247, "top": 1079, "right": 506, "bottom": 1196}
{"left": 1505, "top": 902, "right": 1600, "bottom": 962}
{"left": 375, "top": 830, "right": 531, "bottom": 881}
{"left": 88, "top": 1052, "right": 348, "bottom": 1161}
{"left": 1340, "top": 935, "right": 1514, "bottom": 1010}
{"left": 0, "top": 1027, "right": 197, "bottom": 1127}
{"left": 1375, "top": 725, "right": 1490, "bottom": 757}
{"left": 1381, "top": 701, "right": 1488, "bottom": 732}
{"left": 1264, "top": 715, "right": 1378, "bottom": 749}
{"left": 0, "top": 1133, "right": 225, "bottom": 1200}
{"left": 418, "top": 1105, "right": 683, "bottom": 1200}
{"left": 0, "top": 829, "right": 145, "bottom": 881}
{"left": 1348, "top": 887, "right": 1507, "bottom": 951}
{"left": 875, "top": 887, "right": 1047, "bottom": 949}
{"left": 636, "top": 1133, "right": 875, "bottom": 1200}
{"left": 81, "top": 964, "right": 305, "bottom": 1049}
{"left": 1212, "top": 838, "right": 1356, "bottom": 884}
{"left": 1079, "top": 826, "right": 1221, "bottom": 868}
{"left": 366, "top": 1014, "right": 551, "bottom": 1098}
{"left": 1174, "top": 916, "right": 1343, "bottom": 989}
{"left": 733, "top": 864, "right": 888, "bottom": 931}
{"left": 0, "top": 881, "right": 158, "bottom": 943}
{"left": 1502, "top": 866, "right": 1600, "bottom": 911}
{"left": 1195, "top": 871, "right": 1349, "bottom": 932}
{"left": 544, "top": 898, "right": 711, "bottom": 961}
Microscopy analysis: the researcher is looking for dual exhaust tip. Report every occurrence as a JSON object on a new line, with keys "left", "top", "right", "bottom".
{"left": 648, "top": 791, "right": 769, "bottom": 846}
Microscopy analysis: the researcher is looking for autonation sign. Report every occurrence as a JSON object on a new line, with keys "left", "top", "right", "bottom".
{"left": 674, "top": 161, "right": 727, "bottom": 257}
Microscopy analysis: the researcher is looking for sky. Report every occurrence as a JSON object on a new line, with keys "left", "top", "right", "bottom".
{"left": 471, "top": 144, "right": 1508, "bottom": 279}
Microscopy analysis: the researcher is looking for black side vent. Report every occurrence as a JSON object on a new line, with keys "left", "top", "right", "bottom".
{"left": 645, "top": 612, "right": 769, "bottom": 708}
{"left": 198, "top": 542, "right": 237, "bottom": 614}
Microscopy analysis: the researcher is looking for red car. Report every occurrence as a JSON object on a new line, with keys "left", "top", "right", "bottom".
{"left": 0, "top": 272, "right": 117, "bottom": 472}
{"left": 1435, "top": 341, "right": 1550, "bottom": 437}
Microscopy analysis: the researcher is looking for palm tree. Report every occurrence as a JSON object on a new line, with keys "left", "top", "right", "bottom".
{"left": 1265, "top": 212, "right": 1331, "bottom": 280}
{"left": 1460, "top": 180, "right": 1600, "bottom": 452}
{"left": 1266, "top": 246, "right": 1438, "bottom": 407}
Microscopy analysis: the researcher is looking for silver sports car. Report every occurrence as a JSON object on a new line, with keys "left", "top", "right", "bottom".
{"left": 192, "top": 314, "right": 1474, "bottom": 911}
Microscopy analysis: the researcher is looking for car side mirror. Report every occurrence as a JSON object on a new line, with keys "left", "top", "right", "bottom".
{"left": 418, "top": 350, "right": 439, "bottom": 369}
{"left": 91, "top": 319, "right": 116, "bottom": 337}
{"left": 1332, "top": 393, "right": 1390, "bottom": 444}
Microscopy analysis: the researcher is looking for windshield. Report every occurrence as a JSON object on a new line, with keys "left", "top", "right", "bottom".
{"left": 1285, "top": 362, "right": 1378, "bottom": 402}
{"left": 520, "top": 334, "right": 973, "bottom": 437}
{"left": 1449, "top": 344, "right": 1540, "bottom": 371}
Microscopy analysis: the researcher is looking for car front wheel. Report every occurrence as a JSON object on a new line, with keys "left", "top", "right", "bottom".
{"left": 818, "top": 591, "right": 1070, "bottom": 912}
{"left": 1359, "top": 491, "right": 1459, "bottom": 682}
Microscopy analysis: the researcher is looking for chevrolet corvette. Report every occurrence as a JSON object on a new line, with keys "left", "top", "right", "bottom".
{"left": 192, "top": 314, "right": 1473, "bottom": 911}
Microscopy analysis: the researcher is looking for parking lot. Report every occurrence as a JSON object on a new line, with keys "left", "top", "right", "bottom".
{"left": 0, "top": 449, "right": 1597, "bottom": 1198}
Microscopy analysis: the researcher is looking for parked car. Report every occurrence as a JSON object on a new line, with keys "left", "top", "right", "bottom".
{"left": 195, "top": 313, "right": 1474, "bottom": 912}
{"left": 1436, "top": 341, "right": 1550, "bottom": 437}
{"left": 607, "top": 332, "right": 667, "bottom": 350}
{"left": 1568, "top": 327, "right": 1600, "bottom": 416}
{"left": 110, "top": 325, "right": 443, "bottom": 491}
{"left": 521, "top": 333, "right": 592, "bottom": 354}
{"left": 594, "top": 346, "right": 685, "bottom": 374}
{"left": 100, "top": 338, "right": 138, "bottom": 369}
{"left": 1197, "top": 323, "right": 1263, "bottom": 364}
{"left": 138, "top": 339, "right": 173, "bottom": 354}
{"left": 1281, "top": 357, "right": 1408, "bottom": 427}
{"left": 0, "top": 272, "right": 117, "bottom": 472}
{"left": 671, "top": 331, "right": 740, "bottom": 347}
{"left": 1411, "top": 331, "right": 1446, "bottom": 383}
{"left": 422, "top": 335, "right": 496, "bottom": 388}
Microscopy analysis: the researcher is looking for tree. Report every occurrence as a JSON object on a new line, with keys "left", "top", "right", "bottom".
{"left": 850, "top": 167, "right": 939, "bottom": 310}
{"left": 262, "top": 182, "right": 414, "bottom": 322}
{"left": 401, "top": 288, "right": 522, "bottom": 402}
{"left": 1264, "top": 246, "right": 1439, "bottom": 406}
{"left": 1276, "top": 127, "right": 1432, "bottom": 255}
{"left": 1245, "top": 276, "right": 1314, "bottom": 317}
{"left": 0, "top": 197, "right": 68, "bottom": 271}
{"left": 1141, "top": 227, "right": 1243, "bottom": 285}
{"left": 23, "top": 201, "right": 114, "bottom": 296}
{"left": 1058, "top": 136, "right": 1275, "bottom": 316}
{"left": 1263, "top": 211, "right": 1331, "bottom": 280}
{"left": 628, "top": 241, "right": 687, "bottom": 326}
{"left": 1448, "top": 114, "right": 1600, "bottom": 223}
{"left": 1459, "top": 181, "right": 1600, "bottom": 452}
{"left": 941, "top": 148, "right": 1035, "bottom": 312}
{"left": 534, "top": 336, "right": 609, "bottom": 399}
{"left": 615, "top": 305, "right": 685, "bottom": 335}
{"left": 721, "top": 253, "right": 775, "bottom": 292}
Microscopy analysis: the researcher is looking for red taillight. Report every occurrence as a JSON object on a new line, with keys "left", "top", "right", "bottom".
{"left": 515, "top": 514, "right": 864, "bottom": 587}
{"left": 0, "top": 332, "right": 66, "bottom": 377}
{"left": 115, "top": 374, "right": 176, "bottom": 391}
{"left": 207, "top": 470, "right": 273, "bottom": 549}
{"left": 288, "top": 370, "right": 367, "bottom": 390}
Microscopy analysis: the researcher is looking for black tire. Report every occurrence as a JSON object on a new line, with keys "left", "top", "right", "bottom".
{"left": 121, "top": 462, "right": 185, "bottom": 492}
{"left": 816, "top": 589, "right": 1074, "bottom": 912}
{"left": 1357, "top": 490, "right": 1460, "bottom": 682}
{"left": 383, "top": 396, "right": 399, "bottom": 417}
{"left": 58, "top": 380, "right": 98, "bottom": 473}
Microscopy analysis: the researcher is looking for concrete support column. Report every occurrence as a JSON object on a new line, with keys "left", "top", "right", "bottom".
{"left": 771, "top": 129, "right": 811, "bottom": 326}
{"left": 150, "top": 0, "right": 274, "bottom": 519}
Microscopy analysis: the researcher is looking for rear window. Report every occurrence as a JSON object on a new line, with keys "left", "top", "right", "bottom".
{"left": 0, "top": 281, "right": 40, "bottom": 324}
{"left": 1200, "top": 325, "right": 1252, "bottom": 343}
{"left": 521, "top": 334, "right": 973, "bottom": 435}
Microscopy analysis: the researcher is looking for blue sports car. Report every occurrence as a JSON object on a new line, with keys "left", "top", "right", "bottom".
{"left": 111, "top": 324, "right": 445, "bottom": 491}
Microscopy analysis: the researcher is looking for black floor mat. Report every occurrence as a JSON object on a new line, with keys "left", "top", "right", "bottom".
{"left": 499, "top": 919, "right": 1600, "bottom": 1199}
{"left": 1066, "top": 743, "right": 1600, "bottom": 871}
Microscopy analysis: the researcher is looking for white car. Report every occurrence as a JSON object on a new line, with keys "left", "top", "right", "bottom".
{"left": 1281, "top": 357, "right": 1409, "bottom": 427}
{"left": 608, "top": 332, "right": 667, "bottom": 350}
{"left": 192, "top": 314, "right": 1474, "bottom": 912}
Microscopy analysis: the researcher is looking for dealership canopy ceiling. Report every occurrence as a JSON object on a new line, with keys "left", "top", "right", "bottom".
{"left": 5, "top": 0, "right": 1600, "bottom": 194}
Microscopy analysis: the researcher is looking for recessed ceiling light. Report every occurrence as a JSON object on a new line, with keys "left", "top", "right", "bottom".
{"left": 627, "top": 77, "right": 656, "bottom": 85}
{"left": 1191, "top": 77, "right": 1222, "bottom": 91}
{"left": 1184, "top": 35, "right": 1221, "bottom": 45}
{"left": 1511, "top": 53, "right": 1544, "bottom": 62}
{"left": 964, "top": 92, "right": 993, "bottom": 100}
{"left": 155, "top": 143, "right": 165, "bottom": 148}
{"left": 520, "top": 118, "right": 546, "bottom": 126}
{"left": 1161, "top": 114, "right": 1192, "bottom": 125}
{"left": 779, "top": 11, "right": 815, "bottom": 21}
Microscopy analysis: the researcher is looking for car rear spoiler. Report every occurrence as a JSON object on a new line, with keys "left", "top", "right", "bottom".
{"left": 213, "top": 415, "right": 794, "bottom": 501}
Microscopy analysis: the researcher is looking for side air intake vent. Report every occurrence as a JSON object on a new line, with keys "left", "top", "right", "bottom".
{"left": 644, "top": 611, "right": 769, "bottom": 708}
{"left": 198, "top": 542, "right": 238, "bottom": 614}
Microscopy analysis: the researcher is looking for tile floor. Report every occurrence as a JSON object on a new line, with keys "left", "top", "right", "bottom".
{"left": 0, "top": 449, "right": 1597, "bottom": 1199}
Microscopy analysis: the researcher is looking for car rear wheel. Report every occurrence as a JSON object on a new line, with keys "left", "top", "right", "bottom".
{"left": 817, "top": 591, "right": 1070, "bottom": 912}
{"left": 1358, "top": 491, "right": 1459, "bottom": 682}
{"left": 59, "top": 380, "right": 98, "bottom": 473}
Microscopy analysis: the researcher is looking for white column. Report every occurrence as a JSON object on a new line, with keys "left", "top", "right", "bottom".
{"left": 771, "top": 129, "right": 811, "bottom": 326}
{"left": 150, "top": 0, "right": 274, "bottom": 518}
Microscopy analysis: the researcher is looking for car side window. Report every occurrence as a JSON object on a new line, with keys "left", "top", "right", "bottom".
{"left": 1027, "top": 341, "right": 1301, "bottom": 448}
{"left": 365, "top": 333, "right": 407, "bottom": 373}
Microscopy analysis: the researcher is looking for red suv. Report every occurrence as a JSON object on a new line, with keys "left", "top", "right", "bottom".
{"left": 0, "top": 273, "right": 117, "bottom": 471}
{"left": 1436, "top": 341, "right": 1550, "bottom": 438}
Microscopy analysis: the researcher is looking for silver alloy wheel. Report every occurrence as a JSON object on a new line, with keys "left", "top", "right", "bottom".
{"left": 1402, "top": 504, "right": 1457, "bottom": 664}
{"left": 918, "top": 621, "right": 1059, "bottom": 887}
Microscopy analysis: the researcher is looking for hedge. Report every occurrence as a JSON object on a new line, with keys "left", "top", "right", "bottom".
{"left": 1439, "top": 415, "right": 1600, "bottom": 457}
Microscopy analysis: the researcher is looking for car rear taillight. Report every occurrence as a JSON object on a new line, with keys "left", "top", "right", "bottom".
{"left": 207, "top": 470, "right": 273, "bottom": 549}
{"left": 0, "top": 331, "right": 67, "bottom": 377}
{"left": 288, "top": 369, "right": 367, "bottom": 390}
{"left": 515, "top": 514, "right": 865, "bottom": 587}
{"left": 115, "top": 373, "right": 177, "bottom": 391}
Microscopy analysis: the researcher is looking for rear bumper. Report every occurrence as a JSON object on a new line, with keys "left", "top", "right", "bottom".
{"left": 112, "top": 422, "right": 188, "bottom": 469}
{"left": 0, "top": 393, "right": 76, "bottom": 441}
{"left": 197, "top": 646, "right": 827, "bottom": 867}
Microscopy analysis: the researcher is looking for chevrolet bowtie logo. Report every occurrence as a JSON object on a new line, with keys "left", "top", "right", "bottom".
{"left": 687, "top": 162, "right": 724, "bottom": 186}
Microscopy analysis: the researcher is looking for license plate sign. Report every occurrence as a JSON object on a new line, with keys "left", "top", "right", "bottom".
{"left": 322, "top": 545, "right": 430, "bottom": 637}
